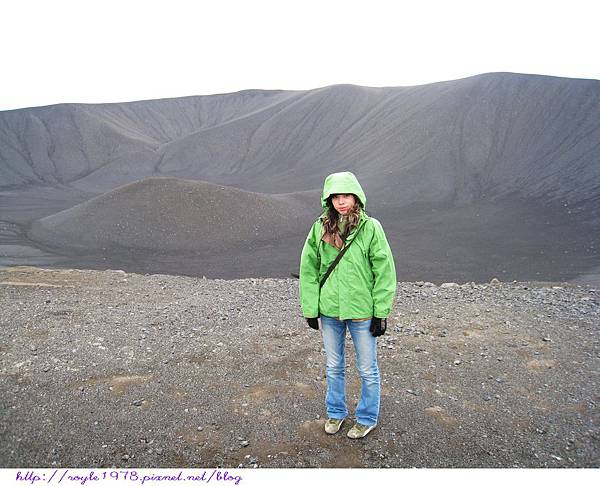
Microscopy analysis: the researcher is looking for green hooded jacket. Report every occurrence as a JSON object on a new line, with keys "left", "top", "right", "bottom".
{"left": 299, "top": 171, "right": 397, "bottom": 320}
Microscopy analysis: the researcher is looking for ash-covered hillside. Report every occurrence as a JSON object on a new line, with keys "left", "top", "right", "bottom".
{"left": 1, "top": 73, "right": 599, "bottom": 283}
{"left": 28, "top": 177, "right": 314, "bottom": 253}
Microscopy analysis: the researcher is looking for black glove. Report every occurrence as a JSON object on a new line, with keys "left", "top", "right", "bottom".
{"left": 306, "top": 317, "right": 319, "bottom": 330}
{"left": 370, "top": 317, "right": 387, "bottom": 337}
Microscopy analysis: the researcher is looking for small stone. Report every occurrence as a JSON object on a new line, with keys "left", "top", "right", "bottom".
{"left": 241, "top": 440, "right": 249, "bottom": 447}
{"left": 542, "top": 337, "right": 552, "bottom": 342}
{"left": 453, "top": 360, "right": 461, "bottom": 365}
{"left": 132, "top": 399, "right": 144, "bottom": 406}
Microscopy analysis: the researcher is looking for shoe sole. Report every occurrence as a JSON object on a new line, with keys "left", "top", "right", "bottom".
{"left": 324, "top": 419, "right": 345, "bottom": 434}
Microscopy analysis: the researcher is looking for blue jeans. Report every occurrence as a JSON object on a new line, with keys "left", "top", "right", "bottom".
{"left": 320, "top": 315, "right": 380, "bottom": 427}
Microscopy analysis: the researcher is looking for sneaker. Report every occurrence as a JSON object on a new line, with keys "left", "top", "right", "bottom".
{"left": 324, "top": 418, "right": 345, "bottom": 434}
{"left": 347, "top": 422, "right": 376, "bottom": 439}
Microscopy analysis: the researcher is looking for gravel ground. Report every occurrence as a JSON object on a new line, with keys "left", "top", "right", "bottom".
{"left": 1, "top": 266, "right": 599, "bottom": 468}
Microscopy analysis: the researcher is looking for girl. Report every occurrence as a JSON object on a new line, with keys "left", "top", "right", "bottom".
{"left": 299, "top": 171, "right": 397, "bottom": 439}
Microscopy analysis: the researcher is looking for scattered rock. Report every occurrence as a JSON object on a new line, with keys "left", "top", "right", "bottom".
{"left": 1, "top": 267, "right": 598, "bottom": 468}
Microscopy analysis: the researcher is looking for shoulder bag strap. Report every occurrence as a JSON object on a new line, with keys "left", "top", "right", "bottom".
{"left": 319, "top": 222, "right": 364, "bottom": 289}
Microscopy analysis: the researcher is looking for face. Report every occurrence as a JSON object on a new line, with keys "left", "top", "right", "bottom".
{"left": 331, "top": 193, "right": 356, "bottom": 215}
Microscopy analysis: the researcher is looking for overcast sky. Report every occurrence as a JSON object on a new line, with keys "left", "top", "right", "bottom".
{"left": 1, "top": 0, "right": 598, "bottom": 111}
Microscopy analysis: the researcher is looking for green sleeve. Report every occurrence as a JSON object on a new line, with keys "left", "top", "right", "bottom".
{"left": 299, "top": 222, "right": 321, "bottom": 318}
{"left": 369, "top": 219, "right": 397, "bottom": 318}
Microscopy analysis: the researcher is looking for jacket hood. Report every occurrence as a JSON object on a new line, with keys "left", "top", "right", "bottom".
{"left": 321, "top": 171, "right": 367, "bottom": 211}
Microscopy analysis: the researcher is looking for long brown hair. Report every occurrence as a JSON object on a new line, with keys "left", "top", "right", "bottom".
{"left": 322, "top": 195, "right": 363, "bottom": 242}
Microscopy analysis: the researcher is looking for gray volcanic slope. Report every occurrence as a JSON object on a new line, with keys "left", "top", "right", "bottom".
{"left": 1, "top": 72, "right": 600, "bottom": 282}
{"left": 28, "top": 177, "right": 314, "bottom": 253}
